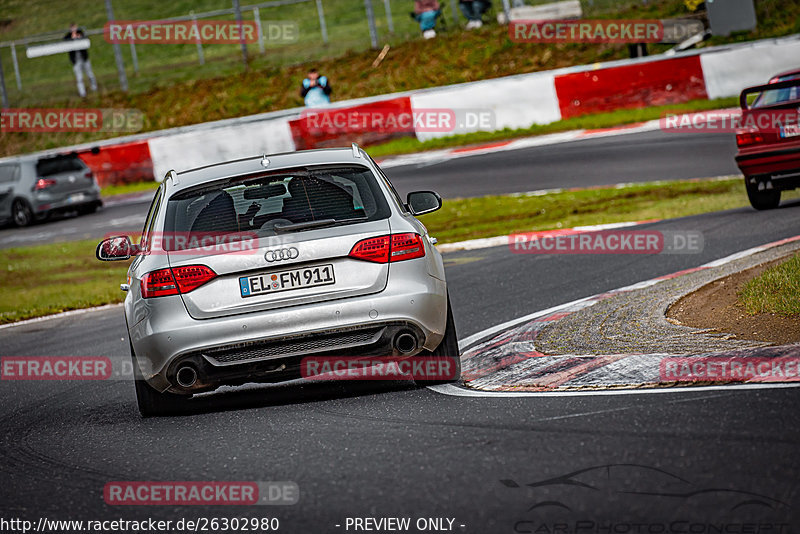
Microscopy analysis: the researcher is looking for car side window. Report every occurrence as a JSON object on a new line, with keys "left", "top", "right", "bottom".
{"left": 0, "top": 165, "right": 19, "bottom": 184}
{"left": 141, "top": 186, "right": 163, "bottom": 252}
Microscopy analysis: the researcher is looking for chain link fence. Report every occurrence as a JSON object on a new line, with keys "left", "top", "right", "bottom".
{"left": 0, "top": 0, "right": 659, "bottom": 106}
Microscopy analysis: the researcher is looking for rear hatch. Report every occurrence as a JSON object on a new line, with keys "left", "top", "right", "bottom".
{"left": 36, "top": 155, "right": 93, "bottom": 199}
{"left": 160, "top": 165, "right": 394, "bottom": 320}
{"left": 168, "top": 221, "right": 390, "bottom": 319}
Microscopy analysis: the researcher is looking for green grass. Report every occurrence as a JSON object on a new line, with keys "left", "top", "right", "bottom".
{"left": 0, "top": 239, "right": 129, "bottom": 324}
{"left": 738, "top": 253, "right": 800, "bottom": 317}
{"left": 369, "top": 97, "right": 739, "bottom": 158}
{"left": 416, "top": 177, "right": 764, "bottom": 242}
{"left": 101, "top": 180, "right": 160, "bottom": 197}
{"left": 4, "top": 177, "right": 794, "bottom": 324}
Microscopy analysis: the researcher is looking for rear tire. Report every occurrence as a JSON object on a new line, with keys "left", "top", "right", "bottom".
{"left": 746, "top": 179, "right": 781, "bottom": 210}
{"left": 12, "top": 199, "right": 34, "bottom": 227}
{"left": 414, "top": 293, "right": 461, "bottom": 385}
{"left": 130, "top": 341, "right": 190, "bottom": 417}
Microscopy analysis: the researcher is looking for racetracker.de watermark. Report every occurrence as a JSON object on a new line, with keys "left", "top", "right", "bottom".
{"left": 661, "top": 356, "right": 800, "bottom": 383}
{"left": 661, "top": 109, "right": 800, "bottom": 134}
{"left": 301, "top": 356, "right": 460, "bottom": 382}
{"left": 1, "top": 108, "right": 144, "bottom": 133}
{"left": 509, "top": 19, "right": 703, "bottom": 43}
{"left": 509, "top": 230, "right": 703, "bottom": 255}
{"left": 102, "top": 231, "right": 262, "bottom": 256}
{"left": 103, "top": 20, "right": 298, "bottom": 44}
{"left": 1, "top": 357, "right": 112, "bottom": 380}
{"left": 300, "top": 107, "right": 495, "bottom": 134}
{"left": 104, "top": 481, "right": 299, "bottom": 505}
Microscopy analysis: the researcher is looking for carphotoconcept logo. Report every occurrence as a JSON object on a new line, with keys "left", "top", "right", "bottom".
{"left": 1, "top": 108, "right": 144, "bottom": 133}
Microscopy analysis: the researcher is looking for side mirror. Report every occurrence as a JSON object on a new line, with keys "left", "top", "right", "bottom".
{"left": 406, "top": 191, "right": 442, "bottom": 216}
{"left": 96, "top": 236, "right": 133, "bottom": 261}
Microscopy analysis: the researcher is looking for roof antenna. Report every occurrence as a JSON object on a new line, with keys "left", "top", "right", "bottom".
{"left": 261, "top": 155, "right": 270, "bottom": 168}
{"left": 351, "top": 143, "right": 361, "bottom": 158}
{"left": 165, "top": 169, "right": 179, "bottom": 185}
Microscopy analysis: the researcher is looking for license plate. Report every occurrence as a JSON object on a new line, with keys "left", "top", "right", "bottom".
{"left": 780, "top": 124, "right": 800, "bottom": 138}
{"left": 239, "top": 264, "right": 335, "bottom": 298}
{"left": 67, "top": 193, "right": 85, "bottom": 204}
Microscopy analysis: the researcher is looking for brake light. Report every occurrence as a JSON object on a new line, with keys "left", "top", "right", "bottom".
{"left": 736, "top": 130, "right": 764, "bottom": 147}
{"left": 34, "top": 178, "right": 57, "bottom": 190}
{"left": 349, "top": 233, "right": 425, "bottom": 263}
{"left": 141, "top": 265, "right": 216, "bottom": 298}
{"left": 172, "top": 265, "right": 217, "bottom": 293}
{"left": 349, "top": 235, "right": 390, "bottom": 263}
{"left": 84, "top": 171, "right": 94, "bottom": 179}
{"left": 141, "top": 268, "right": 178, "bottom": 298}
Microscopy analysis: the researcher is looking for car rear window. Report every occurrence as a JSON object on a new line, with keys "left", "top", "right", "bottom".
{"left": 162, "top": 165, "right": 390, "bottom": 250}
{"left": 36, "top": 155, "right": 86, "bottom": 176}
{"left": 751, "top": 84, "right": 800, "bottom": 109}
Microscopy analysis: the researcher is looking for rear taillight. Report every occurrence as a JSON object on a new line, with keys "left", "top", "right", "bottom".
{"left": 349, "top": 233, "right": 425, "bottom": 263}
{"left": 172, "top": 265, "right": 217, "bottom": 293}
{"left": 34, "top": 178, "right": 56, "bottom": 190}
{"left": 84, "top": 170, "right": 94, "bottom": 180}
{"left": 141, "top": 265, "right": 216, "bottom": 298}
{"left": 348, "top": 235, "right": 390, "bottom": 263}
{"left": 736, "top": 130, "right": 764, "bottom": 147}
{"left": 390, "top": 233, "right": 425, "bottom": 261}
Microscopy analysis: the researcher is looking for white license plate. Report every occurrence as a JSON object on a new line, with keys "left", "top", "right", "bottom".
{"left": 780, "top": 124, "right": 800, "bottom": 138}
{"left": 239, "top": 264, "right": 335, "bottom": 298}
{"left": 67, "top": 193, "right": 85, "bottom": 203}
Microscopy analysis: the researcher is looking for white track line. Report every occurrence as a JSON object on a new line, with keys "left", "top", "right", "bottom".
{"left": 432, "top": 234, "right": 800, "bottom": 397}
{"left": 429, "top": 382, "right": 800, "bottom": 397}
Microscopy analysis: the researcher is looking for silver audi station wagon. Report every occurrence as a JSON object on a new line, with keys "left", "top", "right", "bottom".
{"left": 97, "top": 145, "right": 460, "bottom": 416}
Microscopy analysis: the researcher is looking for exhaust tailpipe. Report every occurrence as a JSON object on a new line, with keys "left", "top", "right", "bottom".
{"left": 176, "top": 365, "right": 198, "bottom": 388}
{"left": 394, "top": 331, "right": 418, "bottom": 354}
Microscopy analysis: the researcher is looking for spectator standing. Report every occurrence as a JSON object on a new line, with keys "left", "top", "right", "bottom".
{"left": 300, "top": 68, "right": 332, "bottom": 107}
{"left": 64, "top": 23, "right": 97, "bottom": 98}
{"left": 413, "top": 0, "right": 441, "bottom": 40}
{"left": 459, "top": 0, "right": 490, "bottom": 29}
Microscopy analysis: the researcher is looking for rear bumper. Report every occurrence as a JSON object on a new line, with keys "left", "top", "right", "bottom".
{"left": 127, "top": 268, "right": 447, "bottom": 393}
{"left": 31, "top": 187, "right": 101, "bottom": 214}
{"left": 736, "top": 144, "right": 800, "bottom": 190}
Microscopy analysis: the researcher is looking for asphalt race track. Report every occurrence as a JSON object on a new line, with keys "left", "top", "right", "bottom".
{"left": 0, "top": 129, "right": 739, "bottom": 249}
{"left": 1, "top": 128, "right": 799, "bottom": 530}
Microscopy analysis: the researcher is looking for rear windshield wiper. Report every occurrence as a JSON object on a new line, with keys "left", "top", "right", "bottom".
{"left": 273, "top": 217, "right": 367, "bottom": 233}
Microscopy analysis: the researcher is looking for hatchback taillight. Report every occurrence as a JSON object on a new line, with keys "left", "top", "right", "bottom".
{"left": 349, "top": 233, "right": 425, "bottom": 263}
{"left": 736, "top": 130, "right": 764, "bottom": 147}
{"left": 141, "top": 265, "right": 216, "bottom": 298}
{"left": 34, "top": 178, "right": 57, "bottom": 190}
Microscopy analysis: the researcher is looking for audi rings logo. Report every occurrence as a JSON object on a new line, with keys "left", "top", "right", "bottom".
{"left": 265, "top": 247, "right": 299, "bottom": 262}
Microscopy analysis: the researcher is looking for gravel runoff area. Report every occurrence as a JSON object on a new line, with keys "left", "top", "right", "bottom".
{"left": 459, "top": 239, "right": 800, "bottom": 392}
